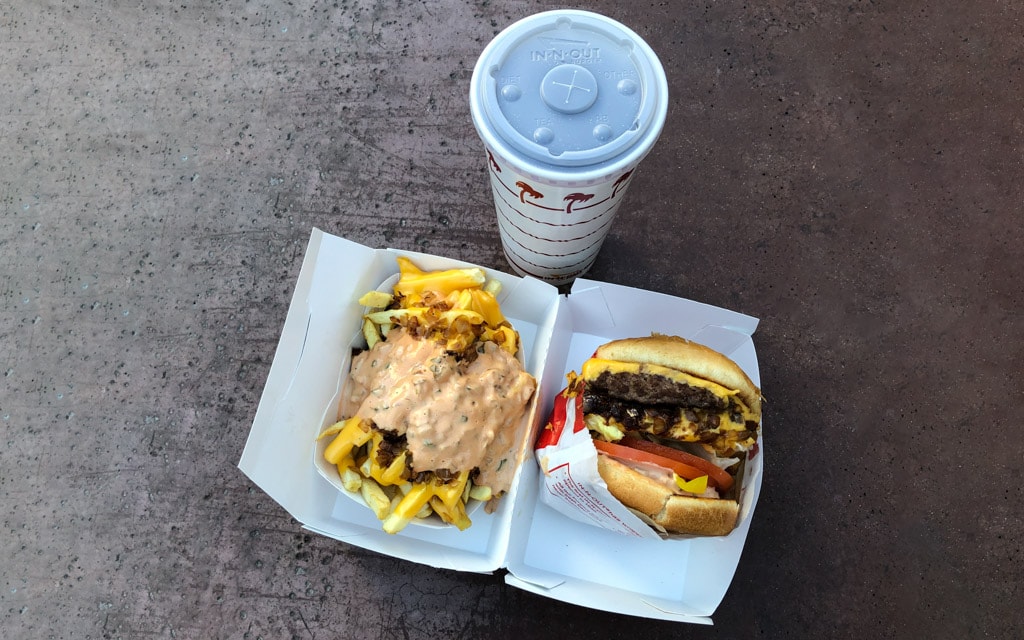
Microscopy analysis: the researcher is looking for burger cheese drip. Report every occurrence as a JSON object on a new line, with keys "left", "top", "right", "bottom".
{"left": 580, "top": 359, "right": 759, "bottom": 457}
{"left": 342, "top": 328, "right": 536, "bottom": 496}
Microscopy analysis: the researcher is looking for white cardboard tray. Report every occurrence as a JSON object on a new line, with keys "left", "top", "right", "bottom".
{"left": 238, "top": 228, "right": 762, "bottom": 624}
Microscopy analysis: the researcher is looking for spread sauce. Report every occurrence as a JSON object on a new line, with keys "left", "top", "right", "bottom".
{"left": 604, "top": 455, "right": 720, "bottom": 499}
{"left": 340, "top": 329, "right": 536, "bottom": 494}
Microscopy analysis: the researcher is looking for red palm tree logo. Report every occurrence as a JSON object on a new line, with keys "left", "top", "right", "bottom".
{"left": 563, "top": 192, "right": 595, "bottom": 214}
{"left": 611, "top": 170, "right": 633, "bottom": 198}
{"left": 487, "top": 150, "right": 501, "bottom": 172}
{"left": 516, "top": 181, "right": 543, "bottom": 204}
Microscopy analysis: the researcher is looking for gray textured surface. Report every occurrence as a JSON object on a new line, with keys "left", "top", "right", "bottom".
{"left": 2, "top": 1, "right": 1022, "bottom": 638}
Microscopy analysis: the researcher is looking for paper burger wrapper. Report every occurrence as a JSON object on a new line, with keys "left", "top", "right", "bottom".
{"left": 535, "top": 387, "right": 665, "bottom": 539}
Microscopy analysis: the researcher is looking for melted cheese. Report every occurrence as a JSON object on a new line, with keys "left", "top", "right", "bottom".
{"left": 665, "top": 407, "right": 758, "bottom": 453}
{"left": 582, "top": 358, "right": 759, "bottom": 454}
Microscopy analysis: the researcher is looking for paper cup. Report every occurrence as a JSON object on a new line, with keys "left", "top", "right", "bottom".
{"left": 470, "top": 10, "right": 668, "bottom": 285}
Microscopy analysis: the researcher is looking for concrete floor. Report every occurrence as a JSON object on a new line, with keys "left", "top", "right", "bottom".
{"left": 2, "top": 0, "right": 1022, "bottom": 638}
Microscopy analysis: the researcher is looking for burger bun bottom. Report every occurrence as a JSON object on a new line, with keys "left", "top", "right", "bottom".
{"left": 596, "top": 455, "right": 740, "bottom": 536}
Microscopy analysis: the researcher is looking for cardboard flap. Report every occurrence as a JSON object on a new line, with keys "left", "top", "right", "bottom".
{"left": 240, "top": 229, "right": 376, "bottom": 529}
{"left": 569, "top": 278, "right": 759, "bottom": 339}
{"left": 503, "top": 572, "right": 713, "bottom": 625}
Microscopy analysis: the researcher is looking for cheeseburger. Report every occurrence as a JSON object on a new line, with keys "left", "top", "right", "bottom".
{"left": 569, "top": 334, "right": 762, "bottom": 536}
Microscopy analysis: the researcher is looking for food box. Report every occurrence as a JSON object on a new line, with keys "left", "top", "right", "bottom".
{"left": 238, "top": 228, "right": 763, "bottom": 624}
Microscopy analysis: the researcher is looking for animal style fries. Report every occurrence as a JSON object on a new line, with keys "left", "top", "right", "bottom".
{"left": 318, "top": 257, "right": 537, "bottom": 534}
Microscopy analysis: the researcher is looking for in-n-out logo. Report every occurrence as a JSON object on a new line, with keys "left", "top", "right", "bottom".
{"left": 531, "top": 37, "right": 601, "bottom": 63}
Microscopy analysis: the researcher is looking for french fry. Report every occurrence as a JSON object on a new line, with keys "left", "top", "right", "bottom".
{"left": 361, "top": 317, "right": 382, "bottom": 349}
{"left": 445, "top": 289, "right": 474, "bottom": 311}
{"left": 393, "top": 261, "right": 487, "bottom": 296}
{"left": 433, "top": 470, "right": 471, "bottom": 509}
{"left": 360, "top": 477, "right": 391, "bottom": 520}
{"left": 388, "top": 493, "right": 403, "bottom": 515}
{"left": 364, "top": 432, "right": 409, "bottom": 487}
{"left": 415, "top": 501, "right": 433, "bottom": 519}
{"left": 336, "top": 452, "right": 358, "bottom": 473}
{"left": 365, "top": 431, "right": 383, "bottom": 471}
{"left": 316, "top": 420, "right": 348, "bottom": 441}
{"left": 429, "top": 496, "right": 472, "bottom": 531}
{"left": 377, "top": 451, "right": 408, "bottom": 486}
{"left": 324, "top": 417, "right": 372, "bottom": 465}
{"left": 468, "top": 483, "right": 492, "bottom": 502}
{"left": 359, "top": 454, "right": 373, "bottom": 478}
{"left": 447, "top": 500, "right": 471, "bottom": 531}
{"left": 382, "top": 483, "right": 435, "bottom": 534}
{"left": 339, "top": 463, "right": 363, "bottom": 492}
{"left": 388, "top": 491, "right": 431, "bottom": 519}
{"left": 396, "top": 255, "right": 424, "bottom": 278}
{"left": 363, "top": 308, "right": 424, "bottom": 325}
{"left": 481, "top": 325, "right": 519, "bottom": 356}
{"left": 468, "top": 289, "right": 505, "bottom": 326}
{"left": 358, "top": 290, "right": 393, "bottom": 309}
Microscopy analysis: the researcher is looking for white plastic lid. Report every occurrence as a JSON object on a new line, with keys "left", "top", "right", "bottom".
{"left": 471, "top": 10, "right": 668, "bottom": 176}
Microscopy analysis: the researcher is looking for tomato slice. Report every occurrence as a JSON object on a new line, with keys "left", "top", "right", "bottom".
{"left": 592, "top": 439, "right": 710, "bottom": 485}
{"left": 536, "top": 389, "right": 569, "bottom": 449}
{"left": 619, "top": 436, "right": 734, "bottom": 491}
